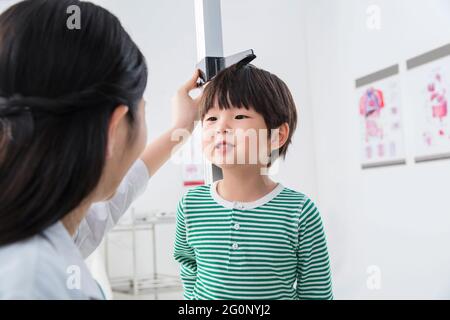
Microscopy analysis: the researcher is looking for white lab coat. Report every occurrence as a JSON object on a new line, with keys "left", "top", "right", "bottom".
{"left": 74, "top": 159, "right": 150, "bottom": 258}
{"left": 0, "top": 159, "right": 150, "bottom": 299}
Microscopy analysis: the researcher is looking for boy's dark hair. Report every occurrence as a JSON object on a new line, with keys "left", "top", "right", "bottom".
{"left": 200, "top": 64, "right": 298, "bottom": 161}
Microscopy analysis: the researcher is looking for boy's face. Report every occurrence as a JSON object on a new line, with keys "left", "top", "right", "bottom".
{"left": 202, "top": 104, "right": 276, "bottom": 169}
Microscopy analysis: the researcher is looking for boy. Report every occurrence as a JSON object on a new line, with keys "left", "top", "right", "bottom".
{"left": 174, "top": 64, "right": 333, "bottom": 300}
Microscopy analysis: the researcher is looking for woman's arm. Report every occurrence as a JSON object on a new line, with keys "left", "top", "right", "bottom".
{"left": 140, "top": 70, "right": 201, "bottom": 175}
{"left": 75, "top": 71, "right": 202, "bottom": 258}
{"left": 74, "top": 158, "right": 149, "bottom": 258}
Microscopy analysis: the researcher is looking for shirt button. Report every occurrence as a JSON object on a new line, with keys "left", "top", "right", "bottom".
{"left": 234, "top": 223, "right": 240, "bottom": 230}
{"left": 232, "top": 243, "right": 239, "bottom": 250}
{"left": 234, "top": 202, "right": 244, "bottom": 209}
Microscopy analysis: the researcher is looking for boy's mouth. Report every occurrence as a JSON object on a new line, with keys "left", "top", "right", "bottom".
{"left": 214, "top": 140, "right": 235, "bottom": 152}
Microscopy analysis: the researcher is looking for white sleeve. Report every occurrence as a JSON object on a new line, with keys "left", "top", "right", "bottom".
{"left": 74, "top": 159, "right": 150, "bottom": 259}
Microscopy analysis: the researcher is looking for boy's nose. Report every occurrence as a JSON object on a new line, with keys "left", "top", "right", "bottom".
{"left": 215, "top": 118, "right": 232, "bottom": 134}
{"left": 215, "top": 128, "right": 232, "bottom": 134}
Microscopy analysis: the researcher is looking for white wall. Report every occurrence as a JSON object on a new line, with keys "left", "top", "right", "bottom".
{"left": 0, "top": 0, "right": 18, "bottom": 11}
{"left": 304, "top": 0, "right": 450, "bottom": 299}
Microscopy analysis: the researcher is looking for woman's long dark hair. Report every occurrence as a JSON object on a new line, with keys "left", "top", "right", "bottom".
{"left": 0, "top": 0, "right": 148, "bottom": 246}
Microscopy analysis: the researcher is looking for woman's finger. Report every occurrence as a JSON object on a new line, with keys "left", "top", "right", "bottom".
{"left": 180, "top": 69, "right": 201, "bottom": 93}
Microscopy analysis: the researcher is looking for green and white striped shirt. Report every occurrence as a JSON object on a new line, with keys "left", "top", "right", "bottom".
{"left": 174, "top": 181, "right": 333, "bottom": 300}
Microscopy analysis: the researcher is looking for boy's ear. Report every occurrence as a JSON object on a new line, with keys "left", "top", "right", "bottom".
{"left": 270, "top": 123, "right": 290, "bottom": 152}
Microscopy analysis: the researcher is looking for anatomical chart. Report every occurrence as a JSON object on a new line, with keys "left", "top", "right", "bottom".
{"left": 406, "top": 44, "right": 450, "bottom": 162}
{"left": 356, "top": 66, "right": 406, "bottom": 168}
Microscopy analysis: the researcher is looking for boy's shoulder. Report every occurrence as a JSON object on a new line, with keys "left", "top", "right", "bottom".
{"left": 177, "top": 184, "right": 214, "bottom": 213}
{"left": 278, "top": 185, "right": 308, "bottom": 201}
{"left": 180, "top": 183, "right": 213, "bottom": 201}
{"left": 187, "top": 183, "right": 212, "bottom": 194}
{"left": 278, "top": 185, "right": 319, "bottom": 213}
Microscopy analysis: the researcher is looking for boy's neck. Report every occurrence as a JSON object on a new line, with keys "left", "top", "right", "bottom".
{"left": 217, "top": 166, "right": 278, "bottom": 203}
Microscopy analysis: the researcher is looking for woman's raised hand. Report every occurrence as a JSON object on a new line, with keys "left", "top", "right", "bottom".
{"left": 171, "top": 69, "right": 203, "bottom": 133}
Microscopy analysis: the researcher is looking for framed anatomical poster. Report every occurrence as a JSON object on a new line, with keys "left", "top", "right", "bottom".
{"left": 406, "top": 43, "right": 450, "bottom": 163}
{"left": 356, "top": 65, "right": 406, "bottom": 169}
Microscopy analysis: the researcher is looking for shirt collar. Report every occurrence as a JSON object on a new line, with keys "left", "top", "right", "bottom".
{"left": 210, "top": 180, "right": 284, "bottom": 210}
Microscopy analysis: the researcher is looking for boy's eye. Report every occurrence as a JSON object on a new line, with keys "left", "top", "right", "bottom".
{"left": 235, "top": 115, "right": 249, "bottom": 120}
{"left": 205, "top": 116, "right": 217, "bottom": 121}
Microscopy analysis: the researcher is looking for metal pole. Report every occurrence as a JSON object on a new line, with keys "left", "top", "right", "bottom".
{"left": 194, "top": 0, "right": 224, "bottom": 184}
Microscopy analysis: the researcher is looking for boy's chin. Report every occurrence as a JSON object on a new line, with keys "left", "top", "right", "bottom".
{"left": 210, "top": 160, "right": 265, "bottom": 170}
{"left": 212, "top": 162, "right": 237, "bottom": 169}
{"left": 207, "top": 152, "right": 270, "bottom": 169}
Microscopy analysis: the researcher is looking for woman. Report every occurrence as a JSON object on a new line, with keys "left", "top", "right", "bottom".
{"left": 0, "top": 0, "right": 200, "bottom": 299}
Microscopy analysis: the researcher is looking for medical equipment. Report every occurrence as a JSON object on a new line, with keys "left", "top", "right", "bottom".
{"left": 104, "top": 208, "right": 181, "bottom": 298}
{"left": 196, "top": 49, "right": 257, "bottom": 86}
